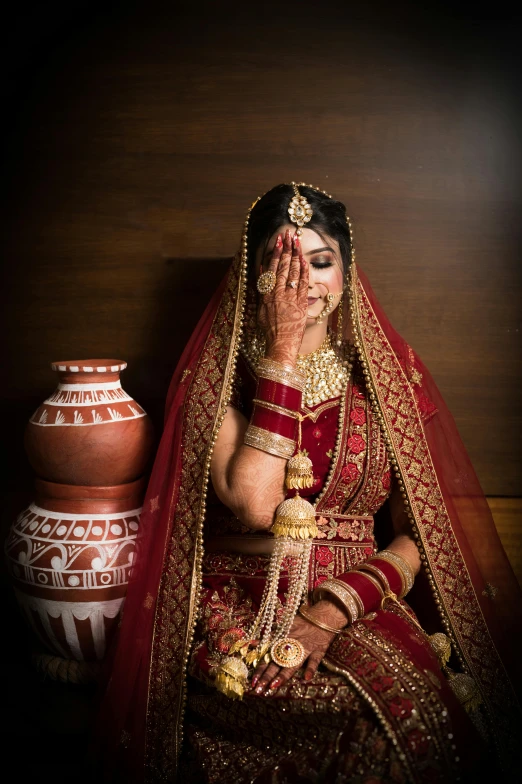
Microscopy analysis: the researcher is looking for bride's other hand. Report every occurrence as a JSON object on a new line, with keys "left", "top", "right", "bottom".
{"left": 251, "top": 599, "right": 349, "bottom": 693}
{"left": 257, "top": 228, "right": 309, "bottom": 368}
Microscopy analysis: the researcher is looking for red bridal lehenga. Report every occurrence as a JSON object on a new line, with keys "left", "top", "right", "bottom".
{"left": 91, "top": 246, "right": 522, "bottom": 783}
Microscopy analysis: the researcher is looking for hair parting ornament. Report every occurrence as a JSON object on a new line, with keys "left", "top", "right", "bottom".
{"left": 214, "top": 182, "right": 356, "bottom": 700}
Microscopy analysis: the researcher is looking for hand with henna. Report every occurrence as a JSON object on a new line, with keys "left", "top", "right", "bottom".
{"left": 257, "top": 228, "right": 309, "bottom": 368}
{"left": 251, "top": 599, "right": 351, "bottom": 694}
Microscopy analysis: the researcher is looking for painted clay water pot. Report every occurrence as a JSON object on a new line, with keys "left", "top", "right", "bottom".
{"left": 24, "top": 359, "right": 155, "bottom": 486}
{"left": 4, "top": 478, "right": 145, "bottom": 668}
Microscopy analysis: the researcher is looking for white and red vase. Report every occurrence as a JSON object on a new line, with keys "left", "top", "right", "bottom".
{"left": 24, "top": 359, "right": 154, "bottom": 486}
{"left": 4, "top": 360, "right": 155, "bottom": 682}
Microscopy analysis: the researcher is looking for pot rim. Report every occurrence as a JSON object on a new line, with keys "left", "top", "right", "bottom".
{"left": 50, "top": 360, "right": 127, "bottom": 373}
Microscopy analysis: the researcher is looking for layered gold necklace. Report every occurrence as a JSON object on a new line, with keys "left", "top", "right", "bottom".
{"left": 241, "top": 330, "right": 353, "bottom": 407}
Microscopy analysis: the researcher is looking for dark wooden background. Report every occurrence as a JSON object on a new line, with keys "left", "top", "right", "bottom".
{"left": 2, "top": 1, "right": 521, "bottom": 509}
{"left": 0, "top": 1, "right": 520, "bottom": 777}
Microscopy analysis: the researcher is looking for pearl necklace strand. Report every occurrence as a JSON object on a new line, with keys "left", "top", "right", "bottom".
{"left": 241, "top": 329, "right": 354, "bottom": 407}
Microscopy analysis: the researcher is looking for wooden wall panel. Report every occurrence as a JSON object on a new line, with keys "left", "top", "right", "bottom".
{"left": 2, "top": 1, "right": 521, "bottom": 518}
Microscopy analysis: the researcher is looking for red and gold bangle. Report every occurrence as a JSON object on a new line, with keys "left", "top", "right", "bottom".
{"left": 372, "top": 550, "right": 415, "bottom": 596}
{"left": 244, "top": 358, "right": 305, "bottom": 459}
{"left": 256, "top": 377, "right": 303, "bottom": 411}
{"left": 250, "top": 400, "right": 298, "bottom": 441}
{"left": 334, "top": 570, "right": 384, "bottom": 615}
{"left": 364, "top": 557, "right": 403, "bottom": 598}
{"left": 313, "top": 580, "right": 359, "bottom": 624}
{"left": 256, "top": 358, "right": 306, "bottom": 392}
{"left": 243, "top": 425, "right": 296, "bottom": 459}
{"left": 357, "top": 562, "right": 399, "bottom": 610}
{"left": 355, "top": 569, "right": 385, "bottom": 600}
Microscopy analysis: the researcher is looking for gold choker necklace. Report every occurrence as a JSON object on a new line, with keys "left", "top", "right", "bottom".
{"left": 241, "top": 331, "right": 353, "bottom": 407}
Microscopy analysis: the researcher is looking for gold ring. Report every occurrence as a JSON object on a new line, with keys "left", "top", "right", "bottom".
{"left": 257, "top": 270, "right": 277, "bottom": 294}
{"left": 270, "top": 637, "right": 306, "bottom": 668}
{"left": 287, "top": 280, "right": 297, "bottom": 289}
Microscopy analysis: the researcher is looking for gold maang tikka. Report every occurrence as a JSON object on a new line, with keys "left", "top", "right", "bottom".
{"left": 288, "top": 182, "right": 313, "bottom": 236}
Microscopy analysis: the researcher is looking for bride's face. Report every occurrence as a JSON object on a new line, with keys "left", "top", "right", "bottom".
{"left": 256, "top": 224, "right": 345, "bottom": 324}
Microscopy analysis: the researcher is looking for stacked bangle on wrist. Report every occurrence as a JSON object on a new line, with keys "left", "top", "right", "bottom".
{"left": 243, "top": 358, "right": 305, "bottom": 459}
{"left": 370, "top": 549, "right": 415, "bottom": 597}
{"left": 312, "top": 550, "right": 416, "bottom": 621}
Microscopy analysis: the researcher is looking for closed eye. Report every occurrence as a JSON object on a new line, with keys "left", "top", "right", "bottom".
{"left": 311, "top": 258, "right": 334, "bottom": 269}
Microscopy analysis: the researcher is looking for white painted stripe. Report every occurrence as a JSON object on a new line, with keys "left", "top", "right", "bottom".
{"left": 30, "top": 412, "right": 147, "bottom": 426}
{"left": 12, "top": 573, "right": 130, "bottom": 590}
{"left": 51, "top": 363, "right": 127, "bottom": 372}
{"left": 26, "top": 503, "right": 142, "bottom": 521}
{"left": 44, "top": 397, "right": 134, "bottom": 408}
{"left": 57, "top": 381, "right": 122, "bottom": 391}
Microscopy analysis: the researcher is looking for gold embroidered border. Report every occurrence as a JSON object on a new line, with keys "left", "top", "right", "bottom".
{"left": 144, "top": 250, "right": 248, "bottom": 780}
{"left": 325, "top": 621, "right": 459, "bottom": 782}
{"left": 350, "top": 264, "right": 519, "bottom": 767}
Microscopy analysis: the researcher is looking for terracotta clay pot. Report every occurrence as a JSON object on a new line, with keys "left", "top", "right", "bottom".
{"left": 4, "top": 478, "right": 145, "bottom": 664}
{"left": 24, "top": 359, "right": 155, "bottom": 486}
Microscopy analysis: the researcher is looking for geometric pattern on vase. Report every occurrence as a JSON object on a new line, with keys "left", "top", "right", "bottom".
{"left": 5, "top": 500, "right": 141, "bottom": 661}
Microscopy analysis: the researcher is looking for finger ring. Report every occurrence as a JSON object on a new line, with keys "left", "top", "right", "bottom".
{"left": 286, "top": 280, "right": 297, "bottom": 289}
{"left": 270, "top": 638, "right": 306, "bottom": 668}
{"left": 257, "top": 271, "right": 277, "bottom": 294}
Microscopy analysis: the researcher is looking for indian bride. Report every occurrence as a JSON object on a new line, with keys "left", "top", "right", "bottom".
{"left": 91, "top": 183, "right": 522, "bottom": 783}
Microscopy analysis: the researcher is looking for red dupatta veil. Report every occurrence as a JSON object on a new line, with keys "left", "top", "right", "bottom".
{"left": 91, "top": 210, "right": 522, "bottom": 783}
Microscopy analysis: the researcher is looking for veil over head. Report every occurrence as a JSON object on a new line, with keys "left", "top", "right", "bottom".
{"left": 91, "top": 184, "right": 522, "bottom": 782}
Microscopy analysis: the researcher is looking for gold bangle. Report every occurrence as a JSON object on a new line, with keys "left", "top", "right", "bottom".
{"left": 375, "top": 550, "right": 415, "bottom": 595}
{"left": 256, "top": 358, "right": 306, "bottom": 391}
{"left": 252, "top": 399, "right": 300, "bottom": 419}
{"left": 243, "top": 425, "right": 296, "bottom": 459}
{"left": 354, "top": 569, "right": 385, "bottom": 599}
{"left": 358, "top": 563, "right": 398, "bottom": 610}
{"left": 368, "top": 555, "right": 406, "bottom": 598}
{"left": 298, "top": 605, "right": 345, "bottom": 634}
{"left": 313, "top": 580, "right": 358, "bottom": 623}
{"left": 331, "top": 579, "right": 365, "bottom": 619}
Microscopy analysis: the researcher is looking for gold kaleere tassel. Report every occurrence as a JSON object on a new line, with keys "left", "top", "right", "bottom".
{"left": 271, "top": 493, "right": 318, "bottom": 539}
{"left": 445, "top": 669, "right": 482, "bottom": 713}
{"left": 285, "top": 452, "right": 314, "bottom": 489}
{"left": 214, "top": 655, "right": 249, "bottom": 699}
{"left": 427, "top": 632, "right": 482, "bottom": 713}
{"left": 214, "top": 406, "right": 317, "bottom": 699}
{"left": 428, "top": 631, "right": 452, "bottom": 666}
{"left": 272, "top": 413, "right": 317, "bottom": 538}
{"left": 284, "top": 415, "right": 314, "bottom": 490}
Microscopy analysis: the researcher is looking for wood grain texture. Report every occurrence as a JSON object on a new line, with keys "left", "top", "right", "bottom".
{"left": 1, "top": 2, "right": 521, "bottom": 511}
{"left": 487, "top": 497, "right": 522, "bottom": 589}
